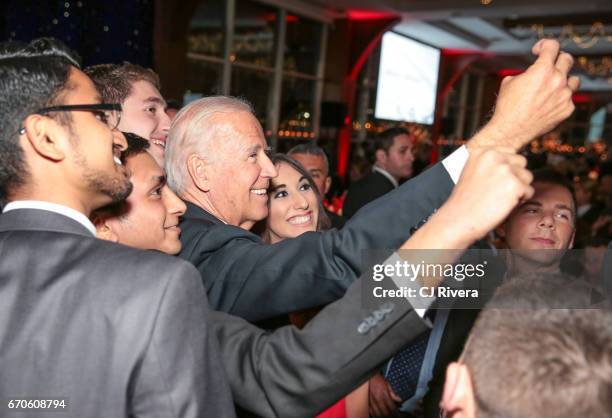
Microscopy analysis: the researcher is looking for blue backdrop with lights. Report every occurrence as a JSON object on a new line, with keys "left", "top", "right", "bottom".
{"left": 1, "top": 0, "right": 154, "bottom": 67}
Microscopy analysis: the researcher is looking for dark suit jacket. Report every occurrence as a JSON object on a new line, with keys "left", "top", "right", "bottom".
{"left": 0, "top": 208, "right": 434, "bottom": 418}
{"left": 215, "top": 278, "right": 431, "bottom": 417}
{"left": 342, "top": 170, "right": 396, "bottom": 219}
{"left": 178, "top": 162, "right": 454, "bottom": 321}
{"left": 0, "top": 209, "right": 234, "bottom": 418}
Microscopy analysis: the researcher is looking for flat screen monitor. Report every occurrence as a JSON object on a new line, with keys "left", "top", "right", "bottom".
{"left": 374, "top": 31, "right": 440, "bottom": 125}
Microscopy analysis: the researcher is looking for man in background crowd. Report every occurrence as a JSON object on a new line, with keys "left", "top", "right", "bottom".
{"left": 287, "top": 143, "right": 346, "bottom": 229}
{"left": 370, "top": 169, "right": 579, "bottom": 418}
{"left": 343, "top": 127, "right": 415, "bottom": 219}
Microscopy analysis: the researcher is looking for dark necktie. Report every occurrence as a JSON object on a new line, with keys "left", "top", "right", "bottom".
{"left": 384, "top": 329, "right": 430, "bottom": 401}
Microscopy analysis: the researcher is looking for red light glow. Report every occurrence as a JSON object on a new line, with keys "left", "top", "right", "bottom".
{"left": 346, "top": 10, "right": 397, "bottom": 20}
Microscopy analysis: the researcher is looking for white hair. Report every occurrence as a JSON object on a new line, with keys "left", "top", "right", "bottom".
{"left": 165, "top": 96, "right": 254, "bottom": 195}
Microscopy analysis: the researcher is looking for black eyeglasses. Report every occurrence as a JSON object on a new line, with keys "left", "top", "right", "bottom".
{"left": 19, "top": 103, "right": 122, "bottom": 134}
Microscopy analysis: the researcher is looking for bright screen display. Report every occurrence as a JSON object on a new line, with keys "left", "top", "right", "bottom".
{"left": 375, "top": 32, "right": 440, "bottom": 125}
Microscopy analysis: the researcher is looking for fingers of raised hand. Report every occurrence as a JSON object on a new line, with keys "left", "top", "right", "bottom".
{"left": 505, "top": 152, "right": 528, "bottom": 168}
{"left": 532, "top": 39, "right": 560, "bottom": 63}
{"left": 568, "top": 75, "right": 581, "bottom": 92}
{"left": 554, "top": 51, "right": 574, "bottom": 75}
{"left": 507, "top": 165, "right": 534, "bottom": 202}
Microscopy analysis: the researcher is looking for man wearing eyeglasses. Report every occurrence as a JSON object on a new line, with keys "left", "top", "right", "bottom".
{"left": 0, "top": 38, "right": 236, "bottom": 417}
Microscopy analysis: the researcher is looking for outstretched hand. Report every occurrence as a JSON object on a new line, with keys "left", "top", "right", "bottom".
{"left": 471, "top": 39, "right": 579, "bottom": 151}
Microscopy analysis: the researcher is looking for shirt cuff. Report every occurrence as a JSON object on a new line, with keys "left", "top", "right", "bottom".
{"left": 442, "top": 145, "right": 469, "bottom": 185}
{"left": 384, "top": 252, "right": 436, "bottom": 324}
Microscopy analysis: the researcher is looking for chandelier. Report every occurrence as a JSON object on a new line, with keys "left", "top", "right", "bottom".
{"left": 576, "top": 56, "right": 612, "bottom": 83}
{"left": 526, "top": 22, "right": 612, "bottom": 49}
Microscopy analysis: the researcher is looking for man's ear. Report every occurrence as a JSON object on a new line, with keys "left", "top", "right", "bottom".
{"left": 440, "top": 362, "right": 476, "bottom": 418}
{"left": 324, "top": 176, "right": 332, "bottom": 196}
{"left": 375, "top": 149, "right": 387, "bottom": 166}
{"left": 187, "top": 154, "right": 211, "bottom": 192}
{"left": 21, "top": 114, "right": 68, "bottom": 162}
{"left": 569, "top": 229, "right": 576, "bottom": 250}
{"left": 91, "top": 213, "right": 119, "bottom": 243}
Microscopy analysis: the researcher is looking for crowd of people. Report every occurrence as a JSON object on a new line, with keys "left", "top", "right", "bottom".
{"left": 0, "top": 36, "right": 610, "bottom": 418}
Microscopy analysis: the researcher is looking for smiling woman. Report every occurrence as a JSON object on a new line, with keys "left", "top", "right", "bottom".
{"left": 262, "top": 154, "right": 330, "bottom": 244}
{"left": 259, "top": 154, "right": 368, "bottom": 418}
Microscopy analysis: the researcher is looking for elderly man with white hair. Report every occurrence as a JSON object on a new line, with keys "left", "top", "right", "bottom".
{"left": 165, "top": 39, "right": 579, "bottom": 322}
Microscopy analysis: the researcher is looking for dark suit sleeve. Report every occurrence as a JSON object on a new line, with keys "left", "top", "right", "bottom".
{"left": 186, "top": 162, "right": 454, "bottom": 321}
{"left": 130, "top": 262, "right": 235, "bottom": 418}
{"left": 213, "top": 278, "right": 430, "bottom": 418}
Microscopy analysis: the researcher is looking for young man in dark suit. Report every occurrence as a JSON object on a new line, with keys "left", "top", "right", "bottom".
{"left": 369, "top": 170, "right": 579, "bottom": 418}
{"left": 161, "top": 41, "right": 579, "bottom": 322}
{"left": 0, "top": 38, "right": 235, "bottom": 417}
{"left": 343, "top": 127, "right": 415, "bottom": 219}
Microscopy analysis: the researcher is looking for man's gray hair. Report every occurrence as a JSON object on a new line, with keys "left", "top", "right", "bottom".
{"left": 287, "top": 143, "right": 330, "bottom": 174}
{"left": 165, "top": 96, "right": 254, "bottom": 194}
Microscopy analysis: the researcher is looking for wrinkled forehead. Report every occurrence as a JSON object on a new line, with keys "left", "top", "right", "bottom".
{"left": 210, "top": 111, "right": 266, "bottom": 148}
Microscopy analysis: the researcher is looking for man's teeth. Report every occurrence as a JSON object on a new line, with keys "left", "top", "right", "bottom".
{"left": 114, "top": 156, "right": 122, "bottom": 165}
{"left": 288, "top": 215, "right": 311, "bottom": 225}
{"left": 251, "top": 188, "right": 267, "bottom": 195}
{"left": 152, "top": 140, "right": 165, "bottom": 148}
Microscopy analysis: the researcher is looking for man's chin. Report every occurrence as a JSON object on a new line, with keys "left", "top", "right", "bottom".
{"left": 239, "top": 207, "right": 269, "bottom": 230}
{"left": 107, "top": 179, "right": 133, "bottom": 203}
{"left": 513, "top": 248, "right": 565, "bottom": 266}
{"left": 161, "top": 241, "right": 182, "bottom": 256}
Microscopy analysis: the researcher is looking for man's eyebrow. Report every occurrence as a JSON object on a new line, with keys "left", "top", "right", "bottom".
{"left": 309, "top": 169, "right": 323, "bottom": 174}
{"left": 521, "top": 201, "right": 542, "bottom": 207}
{"left": 555, "top": 204, "right": 574, "bottom": 212}
{"left": 143, "top": 97, "right": 167, "bottom": 107}
{"left": 149, "top": 174, "right": 166, "bottom": 188}
{"left": 244, "top": 143, "right": 262, "bottom": 153}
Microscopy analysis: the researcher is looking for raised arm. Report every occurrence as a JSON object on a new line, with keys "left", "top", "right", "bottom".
{"left": 213, "top": 146, "right": 533, "bottom": 417}
{"left": 184, "top": 39, "right": 577, "bottom": 322}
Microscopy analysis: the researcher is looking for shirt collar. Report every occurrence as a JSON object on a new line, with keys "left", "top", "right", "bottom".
{"left": 372, "top": 165, "right": 399, "bottom": 188}
{"left": 2, "top": 200, "right": 97, "bottom": 236}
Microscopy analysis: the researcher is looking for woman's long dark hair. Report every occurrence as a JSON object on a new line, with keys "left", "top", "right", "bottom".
{"left": 260, "top": 153, "right": 331, "bottom": 243}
